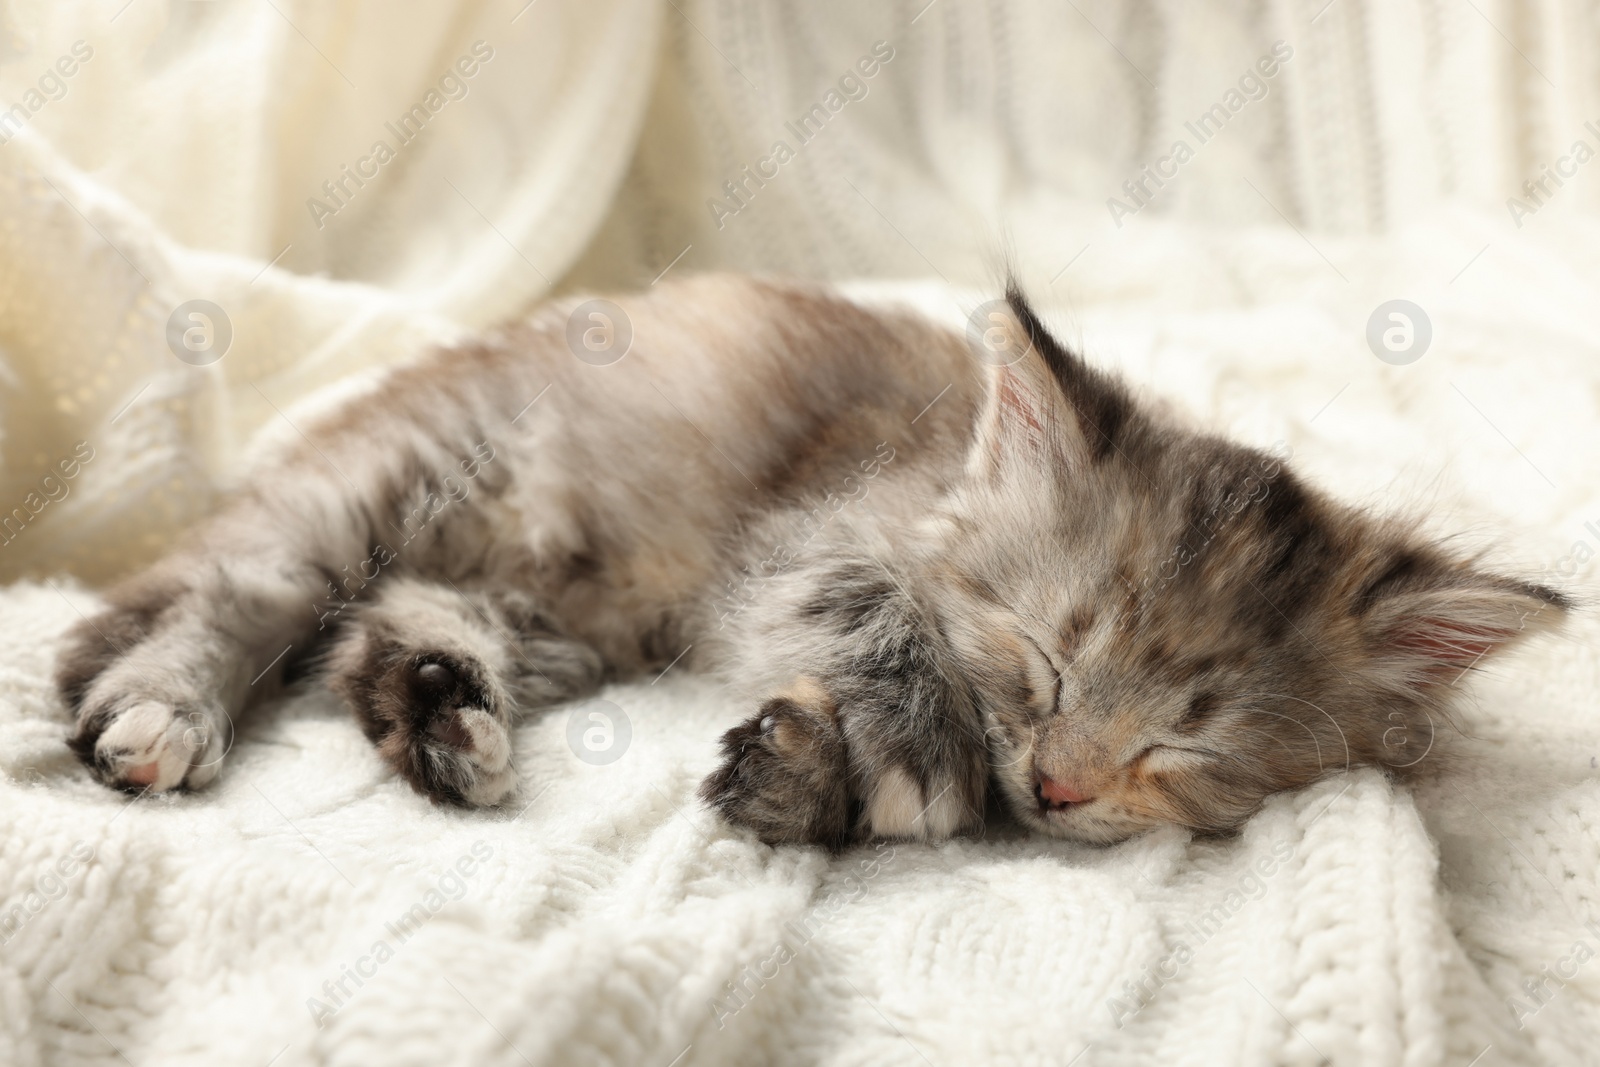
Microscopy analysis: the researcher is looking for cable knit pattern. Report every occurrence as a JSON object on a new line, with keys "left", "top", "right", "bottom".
{"left": 0, "top": 0, "right": 1598, "bottom": 1064}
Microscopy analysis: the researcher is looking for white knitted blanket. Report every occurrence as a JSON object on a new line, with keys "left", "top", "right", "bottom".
{"left": 2, "top": 2, "right": 1599, "bottom": 1065}
{"left": 1, "top": 235, "right": 1596, "bottom": 1066}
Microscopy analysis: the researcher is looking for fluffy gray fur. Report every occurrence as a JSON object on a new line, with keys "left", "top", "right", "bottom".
{"left": 57, "top": 275, "right": 1569, "bottom": 847}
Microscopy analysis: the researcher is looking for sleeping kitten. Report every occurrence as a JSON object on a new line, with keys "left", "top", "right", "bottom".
{"left": 56, "top": 275, "right": 1568, "bottom": 847}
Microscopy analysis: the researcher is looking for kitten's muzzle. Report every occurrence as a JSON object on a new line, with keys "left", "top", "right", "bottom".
{"left": 1035, "top": 773, "right": 1091, "bottom": 811}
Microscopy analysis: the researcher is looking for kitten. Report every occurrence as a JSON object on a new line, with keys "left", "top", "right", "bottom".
{"left": 56, "top": 275, "right": 1568, "bottom": 847}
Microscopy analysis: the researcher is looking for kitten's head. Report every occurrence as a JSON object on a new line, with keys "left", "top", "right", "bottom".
{"left": 923, "top": 288, "right": 1570, "bottom": 844}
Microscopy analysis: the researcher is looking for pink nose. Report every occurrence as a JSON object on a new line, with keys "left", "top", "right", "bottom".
{"left": 1038, "top": 775, "right": 1089, "bottom": 805}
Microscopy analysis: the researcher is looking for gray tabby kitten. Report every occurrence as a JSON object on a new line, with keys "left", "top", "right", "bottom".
{"left": 57, "top": 276, "right": 1568, "bottom": 847}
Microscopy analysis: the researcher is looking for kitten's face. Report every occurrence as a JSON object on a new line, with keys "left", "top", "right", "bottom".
{"left": 925, "top": 294, "right": 1566, "bottom": 844}
{"left": 936, "top": 444, "right": 1355, "bottom": 844}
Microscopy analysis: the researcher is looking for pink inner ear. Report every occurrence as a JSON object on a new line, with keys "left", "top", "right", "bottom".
{"left": 1391, "top": 617, "right": 1508, "bottom": 673}
{"left": 998, "top": 370, "right": 1045, "bottom": 435}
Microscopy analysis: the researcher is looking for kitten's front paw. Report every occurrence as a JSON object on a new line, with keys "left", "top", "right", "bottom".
{"left": 59, "top": 575, "right": 232, "bottom": 793}
{"left": 699, "top": 692, "right": 854, "bottom": 849}
{"left": 70, "top": 698, "right": 230, "bottom": 793}
{"left": 334, "top": 648, "right": 518, "bottom": 807}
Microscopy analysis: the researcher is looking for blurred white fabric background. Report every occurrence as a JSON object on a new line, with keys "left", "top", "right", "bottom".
{"left": 4, "top": 0, "right": 1600, "bottom": 579}
{"left": 0, "top": 2, "right": 1597, "bottom": 1065}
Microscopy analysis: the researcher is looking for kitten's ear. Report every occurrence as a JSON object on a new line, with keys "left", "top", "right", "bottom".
{"left": 1357, "top": 552, "right": 1571, "bottom": 689}
{"left": 965, "top": 286, "right": 1133, "bottom": 480}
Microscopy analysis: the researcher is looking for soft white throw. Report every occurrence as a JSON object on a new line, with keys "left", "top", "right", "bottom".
{"left": 1, "top": 1, "right": 1598, "bottom": 1064}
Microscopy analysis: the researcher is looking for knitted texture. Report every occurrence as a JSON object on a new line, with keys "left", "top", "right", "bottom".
{"left": 0, "top": 1, "right": 1597, "bottom": 1064}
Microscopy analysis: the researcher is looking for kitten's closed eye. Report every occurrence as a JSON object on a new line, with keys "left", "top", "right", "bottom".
{"left": 1179, "top": 692, "right": 1217, "bottom": 731}
{"left": 1022, "top": 635, "right": 1064, "bottom": 713}
{"left": 922, "top": 287, "right": 1570, "bottom": 846}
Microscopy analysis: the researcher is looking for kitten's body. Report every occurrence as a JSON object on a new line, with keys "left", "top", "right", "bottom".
{"left": 57, "top": 275, "right": 1567, "bottom": 847}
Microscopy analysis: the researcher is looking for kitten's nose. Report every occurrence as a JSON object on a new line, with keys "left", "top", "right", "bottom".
{"left": 1037, "top": 774, "right": 1090, "bottom": 806}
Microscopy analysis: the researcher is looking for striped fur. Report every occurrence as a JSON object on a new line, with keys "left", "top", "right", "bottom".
{"left": 55, "top": 276, "right": 1568, "bottom": 845}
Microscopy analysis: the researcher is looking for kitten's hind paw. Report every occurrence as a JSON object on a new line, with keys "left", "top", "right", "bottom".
{"left": 699, "top": 689, "right": 854, "bottom": 849}
{"left": 333, "top": 647, "right": 519, "bottom": 808}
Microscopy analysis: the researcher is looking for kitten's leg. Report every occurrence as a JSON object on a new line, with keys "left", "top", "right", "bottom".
{"left": 325, "top": 578, "right": 603, "bottom": 805}
{"left": 59, "top": 542, "right": 340, "bottom": 793}
{"left": 59, "top": 562, "right": 248, "bottom": 792}
{"left": 58, "top": 372, "right": 519, "bottom": 793}
{"left": 701, "top": 563, "right": 989, "bottom": 848}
